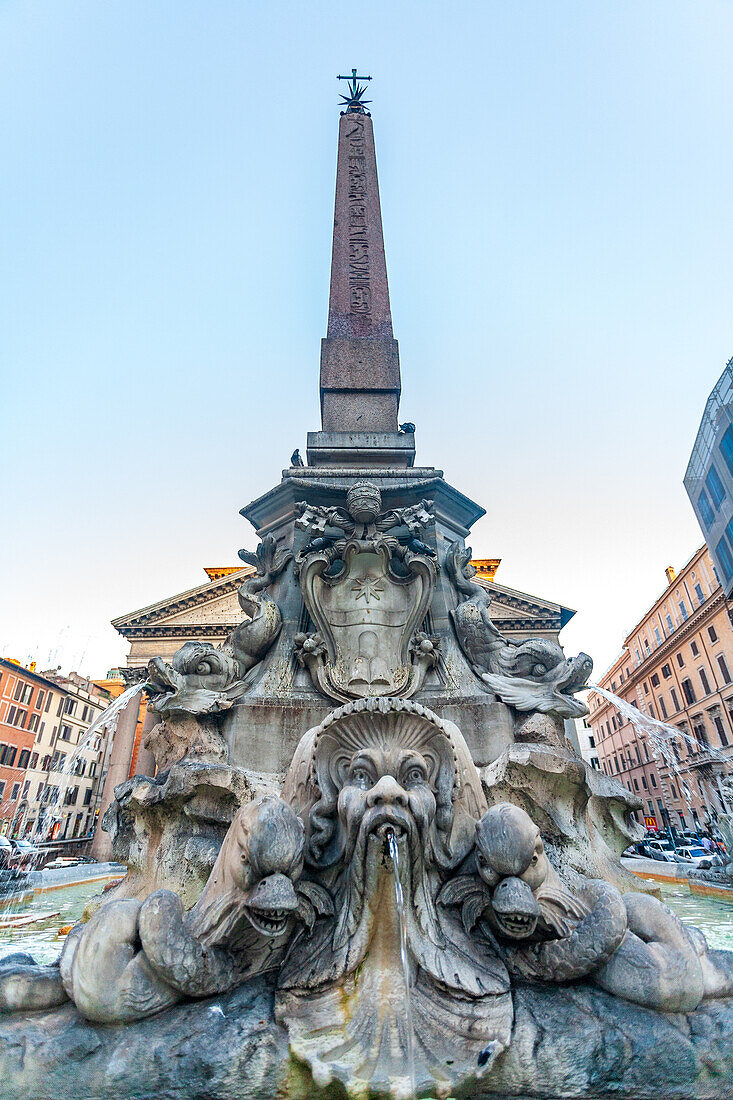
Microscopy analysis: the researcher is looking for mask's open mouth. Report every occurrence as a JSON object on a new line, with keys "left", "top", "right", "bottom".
{"left": 493, "top": 911, "right": 538, "bottom": 939}
{"left": 244, "top": 906, "right": 291, "bottom": 937}
{"left": 363, "top": 807, "right": 412, "bottom": 845}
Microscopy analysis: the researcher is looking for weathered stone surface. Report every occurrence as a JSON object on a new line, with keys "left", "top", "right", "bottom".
{"left": 480, "top": 743, "right": 649, "bottom": 896}
{"left": 1, "top": 981, "right": 732, "bottom": 1100}
{"left": 104, "top": 761, "right": 280, "bottom": 907}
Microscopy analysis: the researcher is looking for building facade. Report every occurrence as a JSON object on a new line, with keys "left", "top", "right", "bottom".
{"left": 0, "top": 659, "right": 114, "bottom": 841}
{"left": 21, "top": 672, "right": 114, "bottom": 841}
{"left": 685, "top": 356, "right": 733, "bottom": 598}
{"left": 0, "top": 661, "right": 64, "bottom": 835}
{"left": 587, "top": 546, "right": 733, "bottom": 834}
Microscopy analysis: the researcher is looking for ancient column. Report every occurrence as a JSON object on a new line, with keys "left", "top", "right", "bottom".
{"left": 307, "top": 106, "right": 414, "bottom": 468}
{"left": 90, "top": 692, "right": 141, "bottom": 862}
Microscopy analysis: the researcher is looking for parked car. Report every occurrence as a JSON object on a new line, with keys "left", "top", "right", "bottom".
{"left": 674, "top": 845, "right": 714, "bottom": 869}
{"left": 644, "top": 840, "right": 677, "bottom": 862}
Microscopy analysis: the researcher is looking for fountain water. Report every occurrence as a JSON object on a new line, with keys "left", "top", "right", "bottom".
{"left": 587, "top": 683, "right": 728, "bottom": 826}
{"left": 386, "top": 828, "right": 416, "bottom": 1099}
{"left": 30, "top": 681, "right": 145, "bottom": 847}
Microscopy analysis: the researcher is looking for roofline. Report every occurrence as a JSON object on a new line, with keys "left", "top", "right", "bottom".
{"left": 0, "top": 659, "right": 68, "bottom": 693}
{"left": 621, "top": 543, "right": 709, "bottom": 646}
{"left": 112, "top": 566, "right": 255, "bottom": 629}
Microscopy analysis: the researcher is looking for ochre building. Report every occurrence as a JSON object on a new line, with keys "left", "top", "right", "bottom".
{"left": 587, "top": 546, "right": 733, "bottom": 833}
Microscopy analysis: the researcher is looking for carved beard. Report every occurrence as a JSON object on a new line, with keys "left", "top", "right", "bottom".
{"left": 332, "top": 781, "right": 441, "bottom": 958}
{"left": 280, "top": 779, "right": 500, "bottom": 998}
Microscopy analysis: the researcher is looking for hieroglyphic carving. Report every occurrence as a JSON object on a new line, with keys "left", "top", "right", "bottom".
{"left": 346, "top": 116, "right": 370, "bottom": 315}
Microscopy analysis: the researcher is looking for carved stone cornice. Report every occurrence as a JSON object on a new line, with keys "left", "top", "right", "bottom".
{"left": 117, "top": 624, "right": 239, "bottom": 640}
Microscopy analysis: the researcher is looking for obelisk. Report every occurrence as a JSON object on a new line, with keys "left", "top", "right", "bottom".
{"left": 307, "top": 73, "right": 414, "bottom": 468}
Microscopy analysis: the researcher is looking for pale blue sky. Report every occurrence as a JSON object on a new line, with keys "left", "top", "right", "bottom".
{"left": 1, "top": 1, "right": 731, "bottom": 678}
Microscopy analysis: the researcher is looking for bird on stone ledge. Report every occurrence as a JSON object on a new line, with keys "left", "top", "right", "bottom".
{"left": 398, "top": 422, "right": 416, "bottom": 434}
{"left": 291, "top": 448, "right": 305, "bottom": 467}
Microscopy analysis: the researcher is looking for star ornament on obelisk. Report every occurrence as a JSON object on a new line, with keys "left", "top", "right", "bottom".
{"left": 337, "top": 68, "right": 372, "bottom": 114}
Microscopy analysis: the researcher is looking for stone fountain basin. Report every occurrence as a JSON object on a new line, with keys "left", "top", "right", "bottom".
{"left": 1, "top": 977, "right": 732, "bottom": 1100}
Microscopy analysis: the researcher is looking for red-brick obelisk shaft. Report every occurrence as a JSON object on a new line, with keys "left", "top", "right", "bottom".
{"left": 319, "top": 111, "right": 401, "bottom": 434}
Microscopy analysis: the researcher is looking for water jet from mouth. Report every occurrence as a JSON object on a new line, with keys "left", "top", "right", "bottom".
{"left": 385, "top": 827, "right": 417, "bottom": 1098}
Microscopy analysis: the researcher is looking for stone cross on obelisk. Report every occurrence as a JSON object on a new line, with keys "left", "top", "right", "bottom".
{"left": 306, "top": 73, "right": 415, "bottom": 468}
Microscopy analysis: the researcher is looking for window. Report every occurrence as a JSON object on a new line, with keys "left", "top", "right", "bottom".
{"left": 651, "top": 673, "right": 660, "bottom": 688}
{"left": 712, "top": 712, "right": 729, "bottom": 747}
{"left": 699, "top": 668, "right": 712, "bottom": 695}
{"left": 644, "top": 742, "right": 650, "bottom": 762}
{"left": 29, "top": 753, "right": 38, "bottom": 768}
{"left": 698, "top": 489, "right": 715, "bottom": 527}
{"left": 35, "top": 690, "right": 44, "bottom": 711}
{"left": 22, "top": 780, "right": 30, "bottom": 798}
{"left": 644, "top": 639, "right": 651, "bottom": 655}
{"left": 706, "top": 464, "right": 726, "bottom": 509}
{"left": 670, "top": 687, "right": 680, "bottom": 711}
{"left": 682, "top": 679, "right": 696, "bottom": 705}
{"left": 643, "top": 682, "right": 650, "bottom": 695}
{"left": 0, "top": 745, "right": 17, "bottom": 766}
{"left": 0, "top": 782, "right": 5, "bottom": 800}
{"left": 63, "top": 698, "right": 76, "bottom": 717}
{"left": 717, "top": 655, "right": 731, "bottom": 684}
{"left": 670, "top": 783, "right": 678, "bottom": 799}
{"left": 642, "top": 776, "right": 648, "bottom": 789}
{"left": 36, "top": 783, "right": 44, "bottom": 800}
{"left": 45, "top": 693, "right": 52, "bottom": 712}
{"left": 708, "top": 625, "right": 719, "bottom": 644}
{"left": 633, "top": 777, "right": 639, "bottom": 791}
{"left": 720, "top": 424, "right": 733, "bottom": 476}
{"left": 6, "top": 706, "right": 16, "bottom": 726}
{"left": 650, "top": 774, "right": 657, "bottom": 788}
{"left": 666, "top": 613, "right": 675, "bottom": 634}
{"left": 693, "top": 721, "right": 710, "bottom": 751}
{"left": 658, "top": 696, "right": 668, "bottom": 719}
{"left": 679, "top": 600, "right": 689, "bottom": 621}
{"left": 649, "top": 703, "right": 656, "bottom": 719}
{"left": 83, "top": 788, "right": 92, "bottom": 806}
{"left": 662, "top": 663, "right": 672, "bottom": 679}
{"left": 10, "top": 783, "right": 19, "bottom": 800}
{"left": 18, "top": 749, "right": 30, "bottom": 768}
{"left": 694, "top": 583, "right": 705, "bottom": 605}
{"left": 28, "top": 713, "right": 39, "bottom": 733}
{"left": 56, "top": 698, "right": 63, "bottom": 716}
{"left": 60, "top": 724, "right": 72, "bottom": 742}
{"left": 677, "top": 653, "right": 685, "bottom": 668}
{"left": 691, "top": 640, "right": 699, "bottom": 657}
{"left": 716, "top": 536, "right": 733, "bottom": 582}
{"left": 588, "top": 735, "right": 595, "bottom": 748}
